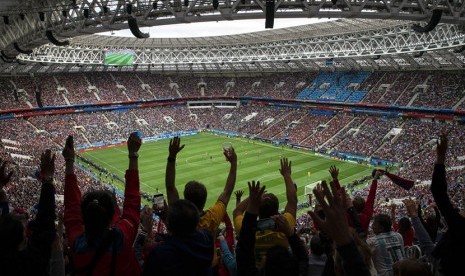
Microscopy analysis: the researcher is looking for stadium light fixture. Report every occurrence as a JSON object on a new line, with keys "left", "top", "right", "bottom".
{"left": 265, "top": 0, "right": 275, "bottom": 29}
{"left": 412, "top": 10, "right": 442, "bottom": 33}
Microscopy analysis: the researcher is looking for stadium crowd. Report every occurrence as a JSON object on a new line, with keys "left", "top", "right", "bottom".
{"left": 2, "top": 71, "right": 465, "bottom": 110}
{"left": 1, "top": 71, "right": 465, "bottom": 276}
{"left": 1, "top": 127, "right": 464, "bottom": 276}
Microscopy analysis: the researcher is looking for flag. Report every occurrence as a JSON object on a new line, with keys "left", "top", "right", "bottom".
{"left": 373, "top": 169, "right": 414, "bottom": 190}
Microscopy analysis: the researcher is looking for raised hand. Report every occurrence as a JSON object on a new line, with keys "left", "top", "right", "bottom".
{"left": 309, "top": 181, "right": 352, "bottom": 246}
{"left": 41, "top": 149, "right": 56, "bottom": 181}
{"left": 279, "top": 158, "right": 292, "bottom": 177}
{"left": 403, "top": 198, "right": 418, "bottom": 218}
{"left": 0, "top": 159, "right": 13, "bottom": 188}
{"left": 246, "top": 180, "right": 266, "bottom": 215}
{"left": 62, "top": 135, "right": 75, "bottom": 162}
{"left": 128, "top": 132, "right": 142, "bottom": 154}
{"left": 436, "top": 132, "right": 448, "bottom": 164}
{"left": 168, "top": 136, "right": 184, "bottom": 158}
{"left": 223, "top": 147, "right": 237, "bottom": 164}
{"left": 235, "top": 190, "right": 244, "bottom": 200}
{"left": 329, "top": 165, "right": 339, "bottom": 180}
{"left": 374, "top": 169, "right": 384, "bottom": 180}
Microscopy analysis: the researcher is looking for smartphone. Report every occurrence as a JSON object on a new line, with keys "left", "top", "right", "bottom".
{"left": 152, "top": 194, "right": 165, "bottom": 213}
{"left": 257, "top": 218, "right": 276, "bottom": 231}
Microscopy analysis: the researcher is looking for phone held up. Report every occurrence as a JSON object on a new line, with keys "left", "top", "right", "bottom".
{"left": 152, "top": 193, "right": 165, "bottom": 214}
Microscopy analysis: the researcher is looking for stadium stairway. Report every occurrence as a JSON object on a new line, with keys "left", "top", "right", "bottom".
{"left": 320, "top": 116, "right": 359, "bottom": 148}
{"left": 260, "top": 110, "right": 299, "bottom": 139}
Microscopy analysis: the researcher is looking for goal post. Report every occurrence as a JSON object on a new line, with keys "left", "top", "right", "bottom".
{"left": 304, "top": 181, "right": 322, "bottom": 196}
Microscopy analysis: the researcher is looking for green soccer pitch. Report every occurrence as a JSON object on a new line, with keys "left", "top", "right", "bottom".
{"left": 80, "top": 132, "right": 374, "bottom": 212}
{"left": 104, "top": 53, "right": 134, "bottom": 66}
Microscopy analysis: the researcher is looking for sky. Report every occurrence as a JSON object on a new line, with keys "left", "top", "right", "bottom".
{"left": 97, "top": 18, "right": 336, "bottom": 38}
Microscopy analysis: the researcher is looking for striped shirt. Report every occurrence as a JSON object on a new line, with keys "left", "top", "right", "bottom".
{"left": 367, "top": 231, "right": 406, "bottom": 276}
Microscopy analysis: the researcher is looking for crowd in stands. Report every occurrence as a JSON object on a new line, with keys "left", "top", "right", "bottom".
{"left": 2, "top": 70, "right": 465, "bottom": 110}
{"left": 1, "top": 125, "right": 464, "bottom": 275}
{"left": 2, "top": 70, "right": 465, "bottom": 275}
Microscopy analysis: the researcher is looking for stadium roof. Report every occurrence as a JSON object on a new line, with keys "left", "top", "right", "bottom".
{"left": 1, "top": 0, "right": 465, "bottom": 73}
{"left": 75, "top": 19, "right": 401, "bottom": 47}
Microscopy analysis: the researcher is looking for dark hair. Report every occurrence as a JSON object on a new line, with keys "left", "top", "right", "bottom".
{"left": 0, "top": 214, "right": 24, "bottom": 254}
{"left": 184, "top": 181, "right": 207, "bottom": 211}
{"left": 167, "top": 199, "right": 200, "bottom": 237}
{"left": 310, "top": 235, "right": 324, "bottom": 256}
{"left": 398, "top": 217, "right": 412, "bottom": 234}
{"left": 81, "top": 191, "right": 115, "bottom": 245}
{"left": 263, "top": 246, "right": 299, "bottom": 276}
{"left": 374, "top": 214, "right": 392, "bottom": 233}
{"left": 352, "top": 196, "right": 366, "bottom": 213}
{"left": 259, "top": 193, "right": 279, "bottom": 219}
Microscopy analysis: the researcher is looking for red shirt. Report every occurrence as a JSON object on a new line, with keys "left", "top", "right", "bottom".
{"left": 394, "top": 223, "right": 415, "bottom": 246}
{"left": 64, "top": 170, "right": 141, "bottom": 276}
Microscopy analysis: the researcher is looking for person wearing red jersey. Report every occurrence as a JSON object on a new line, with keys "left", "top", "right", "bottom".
{"left": 63, "top": 133, "right": 142, "bottom": 276}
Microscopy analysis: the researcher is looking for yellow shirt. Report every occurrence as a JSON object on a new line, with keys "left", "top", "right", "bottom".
{"left": 233, "top": 212, "right": 296, "bottom": 263}
{"left": 198, "top": 200, "right": 226, "bottom": 267}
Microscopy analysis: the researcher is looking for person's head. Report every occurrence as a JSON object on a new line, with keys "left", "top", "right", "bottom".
{"left": 259, "top": 193, "right": 279, "bottom": 219}
{"left": 184, "top": 181, "right": 207, "bottom": 211}
{"left": 372, "top": 214, "right": 392, "bottom": 234}
{"left": 262, "top": 246, "right": 299, "bottom": 276}
{"left": 81, "top": 191, "right": 115, "bottom": 244}
{"left": 352, "top": 196, "right": 366, "bottom": 213}
{"left": 166, "top": 199, "right": 200, "bottom": 237}
{"left": 397, "top": 217, "right": 412, "bottom": 234}
{"left": 393, "top": 259, "right": 432, "bottom": 276}
{"left": 0, "top": 214, "right": 25, "bottom": 255}
{"left": 310, "top": 235, "right": 324, "bottom": 256}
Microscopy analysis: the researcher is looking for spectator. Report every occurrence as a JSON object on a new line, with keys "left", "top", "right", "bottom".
{"left": 164, "top": 136, "right": 237, "bottom": 270}
{"left": 233, "top": 158, "right": 297, "bottom": 264}
{"left": 391, "top": 204, "right": 414, "bottom": 247}
{"left": 308, "top": 181, "right": 372, "bottom": 276}
{"left": 236, "top": 180, "right": 308, "bottom": 276}
{"left": 0, "top": 151, "right": 57, "bottom": 276}
{"left": 307, "top": 235, "right": 327, "bottom": 276}
{"left": 430, "top": 132, "right": 465, "bottom": 275}
{"left": 366, "top": 214, "right": 406, "bottom": 276}
{"left": 143, "top": 199, "right": 214, "bottom": 276}
{"left": 332, "top": 166, "right": 381, "bottom": 235}
{"left": 63, "top": 134, "right": 142, "bottom": 276}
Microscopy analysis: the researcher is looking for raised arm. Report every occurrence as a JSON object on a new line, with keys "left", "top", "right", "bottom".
{"left": 235, "top": 190, "right": 244, "bottom": 208}
{"left": 217, "top": 147, "right": 237, "bottom": 207}
{"left": 233, "top": 197, "right": 249, "bottom": 220}
{"left": 63, "top": 136, "right": 85, "bottom": 245}
{"left": 280, "top": 158, "right": 297, "bottom": 218}
{"left": 431, "top": 132, "right": 463, "bottom": 229}
{"left": 309, "top": 182, "right": 371, "bottom": 276}
{"left": 34, "top": 150, "right": 57, "bottom": 229}
{"left": 27, "top": 150, "right": 58, "bottom": 276}
{"left": 236, "top": 181, "right": 266, "bottom": 276}
{"left": 165, "top": 137, "right": 184, "bottom": 206}
{"left": 120, "top": 132, "right": 142, "bottom": 243}
{"left": 363, "top": 170, "right": 381, "bottom": 220}
{"left": 404, "top": 198, "right": 434, "bottom": 258}
{"left": 329, "top": 165, "right": 342, "bottom": 191}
